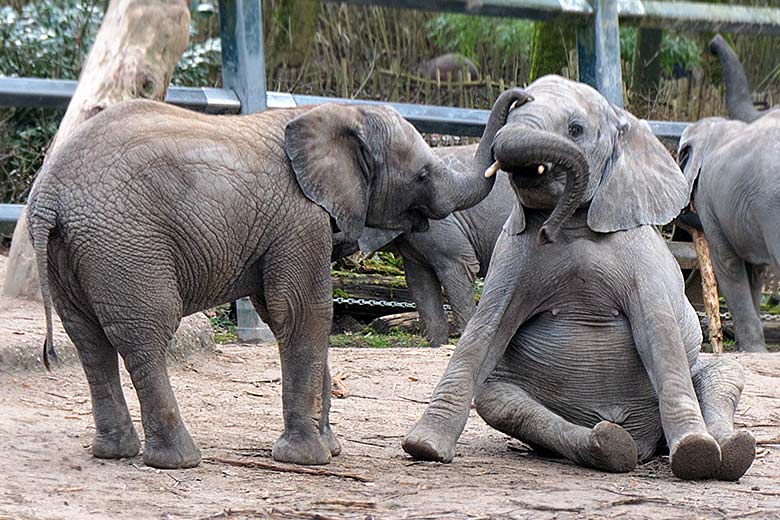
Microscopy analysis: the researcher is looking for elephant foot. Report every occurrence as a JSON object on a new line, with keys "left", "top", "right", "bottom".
{"left": 272, "top": 429, "right": 331, "bottom": 465}
{"left": 578, "top": 421, "right": 638, "bottom": 473}
{"left": 322, "top": 425, "right": 342, "bottom": 457}
{"left": 402, "top": 422, "right": 456, "bottom": 462}
{"left": 143, "top": 425, "right": 201, "bottom": 469}
{"left": 92, "top": 426, "right": 141, "bottom": 460}
{"left": 670, "top": 432, "right": 721, "bottom": 480}
{"left": 715, "top": 430, "right": 755, "bottom": 481}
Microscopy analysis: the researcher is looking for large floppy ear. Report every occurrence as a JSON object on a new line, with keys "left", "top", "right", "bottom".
{"left": 285, "top": 104, "right": 378, "bottom": 241}
{"left": 587, "top": 107, "right": 690, "bottom": 233}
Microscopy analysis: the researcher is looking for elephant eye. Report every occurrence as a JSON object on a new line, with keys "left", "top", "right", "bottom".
{"left": 416, "top": 168, "right": 429, "bottom": 182}
{"left": 568, "top": 122, "right": 584, "bottom": 139}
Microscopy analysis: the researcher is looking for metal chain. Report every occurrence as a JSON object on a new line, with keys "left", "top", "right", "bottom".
{"left": 332, "top": 296, "right": 453, "bottom": 311}
{"left": 333, "top": 298, "right": 780, "bottom": 322}
{"left": 696, "top": 310, "right": 780, "bottom": 322}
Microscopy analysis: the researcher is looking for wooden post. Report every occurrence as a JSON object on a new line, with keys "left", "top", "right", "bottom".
{"left": 3, "top": 0, "right": 190, "bottom": 300}
{"left": 691, "top": 229, "right": 724, "bottom": 353}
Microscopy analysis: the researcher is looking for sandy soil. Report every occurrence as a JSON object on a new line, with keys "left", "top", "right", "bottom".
{"left": 2, "top": 257, "right": 780, "bottom": 519}
{"left": 0, "top": 343, "right": 779, "bottom": 520}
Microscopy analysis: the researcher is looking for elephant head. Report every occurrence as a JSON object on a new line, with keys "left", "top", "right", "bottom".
{"left": 709, "top": 34, "right": 767, "bottom": 123}
{"left": 491, "top": 75, "right": 689, "bottom": 239}
{"left": 284, "top": 92, "right": 531, "bottom": 243}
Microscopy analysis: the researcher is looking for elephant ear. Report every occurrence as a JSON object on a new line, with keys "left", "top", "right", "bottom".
{"left": 587, "top": 107, "right": 690, "bottom": 233}
{"left": 285, "top": 104, "right": 377, "bottom": 241}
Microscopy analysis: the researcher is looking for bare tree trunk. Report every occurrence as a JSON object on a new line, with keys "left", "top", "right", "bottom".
{"left": 4, "top": 0, "right": 190, "bottom": 300}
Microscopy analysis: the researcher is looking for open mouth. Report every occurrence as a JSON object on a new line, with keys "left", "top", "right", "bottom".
{"left": 405, "top": 207, "right": 430, "bottom": 233}
{"left": 504, "top": 162, "right": 554, "bottom": 188}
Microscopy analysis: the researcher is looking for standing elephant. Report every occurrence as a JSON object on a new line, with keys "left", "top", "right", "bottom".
{"left": 27, "top": 93, "right": 537, "bottom": 469}
{"left": 356, "top": 145, "right": 514, "bottom": 348}
{"left": 403, "top": 76, "right": 755, "bottom": 481}
{"left": 675, "top": 35, "right": 779, "bottom": 353}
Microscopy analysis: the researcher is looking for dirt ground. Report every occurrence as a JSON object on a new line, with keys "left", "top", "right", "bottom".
{"left": 2, "top": 262, "right": 780, "bottom": 520}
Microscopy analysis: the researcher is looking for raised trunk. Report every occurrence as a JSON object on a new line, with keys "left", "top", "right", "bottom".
{"left": 709, "top": 34, "right": 762, "bottom": 123}
{"left": 492, "top": 126, "right": 589, "bottom": 244}
{"left": 4, "top": 0, "right": 190, "bottom": 300}
{"left": 452, "top": 88, "right": 533, "bottom": 211}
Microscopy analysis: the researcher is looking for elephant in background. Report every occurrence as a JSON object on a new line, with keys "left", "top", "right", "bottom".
{"left": 27, "top": 95, "right": 525, "bottom": 469}
{"left": 404, "top": 76, "right": 755, "bottom": 481}
{"left": 675, "top": 36, "right": 779, "bottom": 353}
{"left": 355, "top": 145, "right": 514, "bottom": 348}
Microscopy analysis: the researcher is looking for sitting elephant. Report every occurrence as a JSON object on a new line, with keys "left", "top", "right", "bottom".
{"left": 403, "top": 76, "right": 756, "bottom": 481}
{"left": 675, "top": 36, "right": 778, "bottom": 353}
{"left": 27, "top": 96, "right": 527, "bottom": 469}
{"left": 355, "top": 145, "right": 514, "bottom": 348}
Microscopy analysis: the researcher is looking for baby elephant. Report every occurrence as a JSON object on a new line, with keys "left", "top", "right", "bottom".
{"left": 27, "top": 98, "right": 511, "bottom": 469}
{"left": 404, "top": 76, "right": 756, "bottom": 481}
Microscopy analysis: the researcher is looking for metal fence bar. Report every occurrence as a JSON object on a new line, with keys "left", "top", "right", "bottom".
{"left": 329, "top": 0, "right": 780, "bottom": 35}
{"left": 0, "top": 78, "right": 690, "bottom": 141}
{"left": 0, "top": 204, "right": 24, "bottom": 224}
{"left": 218, "top": 0, "right": 267, "bottom": 113}
{"left": 577, "top": 0, "right": 624, "bottom": 107}
{"left": 218, "top": 0, "right": 275, "bottom": 343}
{"left": 0, "top": 78, "right": 241, "bottom": 114}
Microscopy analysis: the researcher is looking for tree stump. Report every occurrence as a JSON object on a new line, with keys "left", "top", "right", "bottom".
{"left": 4, "top": 0, "right": 190, "bottom": 300}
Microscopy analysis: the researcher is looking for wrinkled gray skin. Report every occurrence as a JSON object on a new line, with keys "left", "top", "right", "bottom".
{"left": 355, "top": 145, "right": 514, "bottom": 348}
{"left": 674, "top": 36, "right": 778, "bottom": 353}
{"left": 26, "top": 98, "right": 517, "bottom": 469}
{"left": 403, "top": 76, "right": 756, "bottom": 481}
{"left": 678, "top": 114, "right": 780, "bottom": 353}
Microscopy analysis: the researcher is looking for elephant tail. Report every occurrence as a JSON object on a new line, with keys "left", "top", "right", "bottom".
{"left": 27, "top": 198, "right": 59, "bottom": 371}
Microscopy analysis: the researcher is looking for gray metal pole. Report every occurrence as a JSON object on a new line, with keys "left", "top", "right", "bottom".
{"left": 576, "top": 0, "right": 623, "bottom": 107}
{"left": 219, "top": 0, "right": 274, "bottom": 343}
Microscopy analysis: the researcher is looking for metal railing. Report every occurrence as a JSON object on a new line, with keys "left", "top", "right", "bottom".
{"left": 1, "top": 0, "right": 779, "bottom": 340}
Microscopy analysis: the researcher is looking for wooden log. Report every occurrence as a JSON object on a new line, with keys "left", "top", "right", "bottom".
{"left": 691, "top": 229, "right": 724, "bottom": 353}
{"left": 4, "top": 0, "right": 190, "bottom": 300}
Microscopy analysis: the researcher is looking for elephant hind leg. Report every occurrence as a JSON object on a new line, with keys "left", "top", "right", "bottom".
{"left": 55, "top": 295, "right": 140, "bottom": 460}
{"left": 475, "top": 379, "right": 637, "bottom": 473}
{"left": 692, "top": 357, "right": 755, "bottom": 481}
{"left": 96, "top": 282, "right": 200, "bottom": 470}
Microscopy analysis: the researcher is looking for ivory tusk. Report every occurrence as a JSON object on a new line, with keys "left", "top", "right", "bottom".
{"left": 537, "top": 164, "right": 545, "bottom": 175}
{"left": 484, "top": 161, "right": 502, "bottom": 178}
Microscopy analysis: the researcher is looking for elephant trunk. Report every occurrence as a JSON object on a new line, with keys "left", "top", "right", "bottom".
{"left": 451, "top": 88, "right": 533, "bottom": 211}
{"left": 492, "top": 126, "right": 589, "bottom": 244}
{"left": 709, "top": 34, "right": 762, "bottom": 123}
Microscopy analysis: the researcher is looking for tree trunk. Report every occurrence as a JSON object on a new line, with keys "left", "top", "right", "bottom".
{"left": 528, "top": 22, "right": 576, "bottom": 82}
{"left": 4, "top": 0, "right": 190, "bottom": 300}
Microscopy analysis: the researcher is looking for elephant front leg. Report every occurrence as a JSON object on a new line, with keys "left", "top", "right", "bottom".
{"left": 692, "top": 358, "right": 755, "bottom": 481}
{"left": 628, "top": 292, "right": 720, "bottom": 480}
{"left": 475, "top": 378, "right": 638, "bottom": 473}
{"left": 261, "top": 248, "right": 334, "bottom": 465}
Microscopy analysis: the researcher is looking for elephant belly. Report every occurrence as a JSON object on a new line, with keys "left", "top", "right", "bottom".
{"left": 495, "top": 311, "right": 663, "bottom": 458}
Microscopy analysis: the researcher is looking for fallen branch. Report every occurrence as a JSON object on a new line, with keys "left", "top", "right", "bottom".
{"left": 757, "top": 438, "right": 780, "bottom": 445}
{"left": 691, "top": 228, "right": 723, "bottom": 353}
{"left": 203, "top": 456, "right": 373, "bottom": 483}
{"left": 313, "top": 498, "right": 376, "bottom": 509}
{"left": 508, "top": 499, "right": 583, "bottom": 513}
